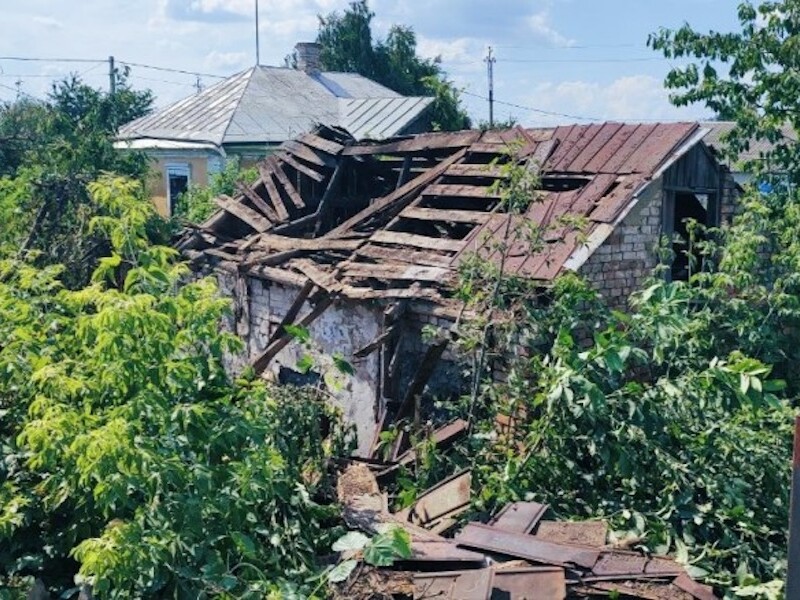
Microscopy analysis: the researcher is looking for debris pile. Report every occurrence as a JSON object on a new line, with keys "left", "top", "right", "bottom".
{"left": 334, "top": 461, "right": 717, "bottom": 600}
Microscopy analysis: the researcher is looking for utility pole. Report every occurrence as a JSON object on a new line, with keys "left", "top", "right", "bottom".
{"left": 14, "top": 79, "right": 22, "bottom": 101}
{"left": 485, "top": 46, "right": 496, "bottom": 128}
{"left": 195, "top": 76, "right": 203, "bottom": 95}
{"left": 254, "top": 0, "right": 261, "bottom": 65}
{"left": 108, "top": 55, "right": 116, "bottom": 95}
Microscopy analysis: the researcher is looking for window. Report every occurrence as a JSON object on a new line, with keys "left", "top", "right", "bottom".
{"left": 165, "top": 163, "right": 191, "bottom": 215}
{"left": 664, "top": 191, "right": 719, "bottom": 281}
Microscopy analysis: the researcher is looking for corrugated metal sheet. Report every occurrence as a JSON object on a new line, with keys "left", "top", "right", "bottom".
{"left": 118, "top": 66, "right": 431, "bottom": 146}
{"left": 701, "top": 120, "right": 797, "bottom": 167}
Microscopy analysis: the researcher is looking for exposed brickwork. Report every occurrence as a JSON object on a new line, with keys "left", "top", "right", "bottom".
{"left": 579, "top": 179, "right": 663, "bottom": 306}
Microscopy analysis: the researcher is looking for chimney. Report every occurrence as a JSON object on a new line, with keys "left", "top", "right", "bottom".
{"left": 295, "top": 42, "right": 321, "bottom": 75}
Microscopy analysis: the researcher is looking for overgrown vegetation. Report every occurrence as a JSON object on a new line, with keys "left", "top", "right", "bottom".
{"left": 316, "top": 0, "right": 471, "bottom": 131}
{"left": 0, "top": 177, "right": 354, "bottom": 598}
{"left": 0, "top": 75, "right": 157, "bottom": 286}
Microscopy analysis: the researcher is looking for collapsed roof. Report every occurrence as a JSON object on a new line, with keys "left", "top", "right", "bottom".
{"left": 180, "top": 122, "right": 705, "bottom": 309}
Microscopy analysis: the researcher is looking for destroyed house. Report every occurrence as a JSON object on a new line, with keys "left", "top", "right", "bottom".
{"left": 180, "top": 122, "right": 733, "bottom": 454}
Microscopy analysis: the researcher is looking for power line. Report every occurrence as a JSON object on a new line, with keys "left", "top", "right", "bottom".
{"left": 497, "top": 57, "right": 665, "bottom": 64}
{"left": 118, "top": 61, "right": 225, "bottom": 80}
{"left": 0, "top": 56, "right": 100, "bottom": 64}
{"left": 461, "top": 90, "right": 603, "bottom": 122}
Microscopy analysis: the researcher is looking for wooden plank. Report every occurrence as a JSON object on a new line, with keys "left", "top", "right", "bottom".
{"left": 370, "top": 230, "right": 464, "bottom": 253}
{"left": 356, "top": 244, "right": 453, "bottom": 268}
{"left": 267, "top": 155, "right": 305, "bottom": 209}
{"left": 292, "top": 258, "right": 341, "bottom": 292}
{"left": 256, "top": 234, "right": 362, "bottom": 252}
{"left": 264, "top": 279, "right": 315, "bottom": 348}
{"left": 401, "top": 207, "right": 491, "bottom": 224}
{"left": 353, "top": 326, "right": 395, "bottom": 359}
{"left": 261, "top": 170, "right": 290, "bottom": 221}
{"left": 409, "top": 470, "right": 471, "bottom": 529}
{"left": 214, "top": 195, "right": 271, "bottom": 232}
{"left": 236, "top": 182, "right": 278, "bottom": 222}
{"left": 396, "top": 419, "right": 468, "bottom": 467}
{"left": 297, "top": 132, "right": 345, "bottom": 156}
{"left": 252, "top": 295, "right": 333, "bottom": 374}
{"left": 445, "top": 163, "right": 506, "bottom": 178}
{"left": 423, "top": 183, "right": 501, "bottom": 199}
{"left": 278, "top": 151, "right": 326, "bottom": 183}
{"left": 489, "top": 502, "right": 548, "bottom": 534}
{"left": 282, "top": 139, "right": 333, "bottom": 168}
{"left": 314, "top": 159, "right": 347, "bottom": 236}
{"left": 328, "top": 147, "right": 468, "bottom": 236}
{"left": 247, "top": 264, "right": 308, "bottom": 287}
{"left": 343, "top": 262, "right": 452, "bottom": 283}
{"left": 340, "top": 285, "right": 444, "bottom": 302}
{"left": 342, "top": 131, "right": 480, "bottom": 156}
{"left": 456, "top": 523, "right": 601, "bottom": 569}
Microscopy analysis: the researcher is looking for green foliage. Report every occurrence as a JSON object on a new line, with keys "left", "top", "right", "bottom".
{"left": 0, "top": 74, "right": 155, "bottom": 286}
{"left": 649, "top": 0, "right": 800, "bottom": 179}
{"left": 0, "top": 176, "right": 353, "bottom": 597}
{"left": 174, "top": 157, "right": 258, "bottom": 225}
{"left": 316, "top": 0, "right": 470, "bottom": 131}
{"left": 327, "top": 526, "right": 412, "bottom": 584}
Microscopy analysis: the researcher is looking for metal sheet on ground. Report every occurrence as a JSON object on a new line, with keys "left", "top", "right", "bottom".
{"left": 491, "top": 566, "right": 566, "bottom": 600}
{"left": 489, "top": 502, "right": 548, "bottom": 534}
{"left": 414, "top": 568, "right": 493, "bottom": 599}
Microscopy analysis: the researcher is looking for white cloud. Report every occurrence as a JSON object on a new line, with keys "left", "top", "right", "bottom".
{"left": 32, "top": 16, "right": 63, "bottom": 30}
{"left": 417, "top": 36, "right": 485, "bottom": 67}
{"left": 204, "top": 50, "right": 249, "bottom": 70}
{"left": 527, "top": 10, "right": 575, "bottom": 47}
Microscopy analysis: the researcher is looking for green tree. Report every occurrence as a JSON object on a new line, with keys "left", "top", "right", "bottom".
{"left": 0, "top": 176, "right": 352, "bottom": 598}
{"left": 649, "top": 0, "right": 800, "bottom": 178}
{"left": 316, "top": 0, "right": 471, "bottom": 131}
{"left": 0, "top": 74, "right": 155, "bottom": 286}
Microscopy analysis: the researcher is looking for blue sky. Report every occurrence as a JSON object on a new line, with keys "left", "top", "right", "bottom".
{"left": 0, "top": 0, "right": 741, "bottom": 126}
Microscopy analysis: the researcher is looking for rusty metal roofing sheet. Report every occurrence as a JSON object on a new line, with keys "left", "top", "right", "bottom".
{"left": 491, "top": 566, "right": 567, "bottom": 599}
{"left": 534, "top": 521, "right": 608, "bottom": 548}
{"left": 414, "top": 568, "right": 493, "bottom": 599}
{"left": 488, "top": 502, "right": 549, "bottom": 534}
{"left": 456, "top": 523, "right": 600, "bottom": 568}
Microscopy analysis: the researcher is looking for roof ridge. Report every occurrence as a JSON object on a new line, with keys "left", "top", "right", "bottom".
{"left": 219, "top": 66, "right": 259, "bottom": 145}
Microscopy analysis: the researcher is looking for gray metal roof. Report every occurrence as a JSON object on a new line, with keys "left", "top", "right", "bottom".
{"left": 701, "top": 120, "right": 797, "bottom": 169}
{"left": 118, "top": 66, "right": 430, "bottom": 146}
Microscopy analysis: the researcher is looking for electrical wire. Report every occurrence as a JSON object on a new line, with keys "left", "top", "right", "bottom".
{"left": 118, "top": 61, "right": 225, "bottom": 80}
{"left": 461, "top": 89, "right": 603, "bottom": 122}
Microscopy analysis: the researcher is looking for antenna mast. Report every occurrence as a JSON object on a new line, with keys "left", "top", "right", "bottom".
{"left": 255, "top": 0, "right": 261, "bottom": 65}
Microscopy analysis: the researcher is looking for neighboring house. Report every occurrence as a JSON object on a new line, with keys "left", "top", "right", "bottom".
{"left": 116, "top": 43, "right": 433, "bottom": 216}
{"left": 180, "top": 122, "right": 733, "bottom": 455}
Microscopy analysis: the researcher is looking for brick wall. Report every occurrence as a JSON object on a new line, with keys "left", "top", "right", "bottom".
{"left": 578, "top": 178, "right": 663, "bottom": 305}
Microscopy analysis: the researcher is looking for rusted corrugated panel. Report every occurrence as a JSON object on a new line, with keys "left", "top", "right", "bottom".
{"left": 672, "top": 573, "right": 718, "bottom": 600}
{"left": 594, "top": 123, "right": 658, "bottom": 174}
{"left": 488, "top": 502, "right": 548, "bottom": 534}
{"left": 456, "top": 523, "right": 600, "bottom": 568}
{"left": 589, "top": 550, "right": 684, "bottom": 578}
{"left": 625, "top": 122, "right": 698, "bottom": 175}
{"left": 409, "top": 540, "right": 488, "bottom": 564}
{"left": 410, "top": 470, "right": 472, "bottom": 529}
{"left": 549, "top": 123, "right": 606, "bottom": 173}
{"left": 588, "top": 174, "right": 648, "bottom": 224}
{"left": 414, "top": 568, "right": 493, "bottom": 599}
{"left": 567, "top": 122, "right": 625, "bottom": 173}
{"left": 534, "top": 520, "right": 607, "bottom": 548}
{"left": 491, "top": 566, "right": 566, "bottom": 599}
{"left": 580, "top": 123, "right": 640, "bottom": 173}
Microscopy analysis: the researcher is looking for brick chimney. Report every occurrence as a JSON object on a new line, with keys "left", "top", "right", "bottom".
{"left": 295, "top": 42, "right": 321, "bottom": 75}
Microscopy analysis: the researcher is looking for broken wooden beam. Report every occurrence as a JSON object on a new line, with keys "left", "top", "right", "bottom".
{"left": 214, "top": 194, "right": 272, "bottom": 233}
{"left": 394, "top": 337, "right": 449, "bottom": 422}
{"left": 266, "top": 155, "right": 305, "bottom": 209}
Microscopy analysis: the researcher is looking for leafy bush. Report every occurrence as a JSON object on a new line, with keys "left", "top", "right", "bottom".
{"left": 174, "top": 157, "right": 258, "bottom": 225}
{"left": 0, "top": 176, "right": 353, "bottom": 598}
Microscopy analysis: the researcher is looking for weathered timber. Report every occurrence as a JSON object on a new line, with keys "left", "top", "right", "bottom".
{"left": 370, "top": 231, "right": 464, "bottom": 253}
{"left": 455, "top": 523, "right": 600, "bottom": 569}
{"left": 354, "top": 326, "right": 395, "bottom": 359}
{"left": 214, "top": 195, "right": 271, "bottom": 232}
{"left": 328, "top": 148, "right": 467, "bottom": 236}
{"left": 263, "top": 279, "right": 315, "bottom": 348}
{"left": 251, "top": 294, "right": 333, "bottom": 374}
{"left": 261, "top": 170, "right": 290, "bottom": 221}
{"left": 423, "top": 184, "right": 501, "bottom": 199}
{"left": 401, "top": 207, "right": 491, "bottom": 224}
{"left": 292, "top": 258, "right": 341, "bottom": 293}
{"left": 342, "top": 131, "right": 480, "bottom": 156}
{"left": 356, "top": 244, "right": 453, "bottom": 268}
{"left": 343, "top": 262, "right": 452, "bottom": 283}
{"left": 282, "top": 139, "right": 333, "bottom": 168}
{"left": 396, "top": 155, "right": 412, "bottom": 189}
{"left": 278, "top": 151, "right": 326, "bottom": 183}
{"left": 395, "top": 419, "right": 468, "bottom": 467}
{"left": 314, "top": 159, "right": 347, "bottom": 235}
{"left": 297, "top": 132, "right": 345, "bottom": 156}
{"left": 236, "top": 182, "right": 279, "bottom": 222}
{"left": 266, "top": 155, "right": 304, "bottom": 209}
{"left": 445, "top": 163, "right": 506, "bottom": 178}
{"left": 256, "top": 234, "right": 361, "bottom": 252}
